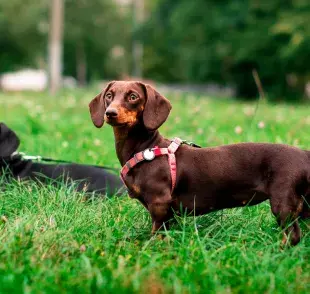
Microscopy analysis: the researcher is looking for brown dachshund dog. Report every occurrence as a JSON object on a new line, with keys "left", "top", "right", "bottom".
{"left": 89, "top": 81, "right": 310, "bottom": 245}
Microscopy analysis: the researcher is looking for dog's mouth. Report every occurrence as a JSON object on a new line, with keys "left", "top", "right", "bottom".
{"left": 105, "top": 118, "right": 128, "bottom": 127}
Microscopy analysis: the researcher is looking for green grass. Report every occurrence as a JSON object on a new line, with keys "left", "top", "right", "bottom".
{"left": 0, "top": 88, "right": 309, "bottom": 293}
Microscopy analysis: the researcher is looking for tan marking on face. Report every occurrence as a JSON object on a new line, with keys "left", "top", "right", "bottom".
{"left": 119, "top": 107, "right": 140, "bottom": 126}
{"left": 242, "top": 200, "right": 247, "bottom": 205}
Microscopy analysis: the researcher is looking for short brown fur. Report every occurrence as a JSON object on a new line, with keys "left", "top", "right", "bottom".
{"left": 89, "top": 81, "right": 310, "bottom": 245}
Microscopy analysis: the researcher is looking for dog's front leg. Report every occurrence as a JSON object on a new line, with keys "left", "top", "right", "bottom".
{"left": 148, "top": 196, "right": 172, "bottom": 234}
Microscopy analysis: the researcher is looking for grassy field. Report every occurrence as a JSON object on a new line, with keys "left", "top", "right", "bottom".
{"left": 0, "top": 87, "right": 309, "bottom": 293}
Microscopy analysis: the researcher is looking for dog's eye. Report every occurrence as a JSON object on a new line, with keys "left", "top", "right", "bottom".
{"left": 129, "top": 93, "right": 139, "bottom": 102}
{"left": 105, "top": 93, "right": 113, "bottom": 100}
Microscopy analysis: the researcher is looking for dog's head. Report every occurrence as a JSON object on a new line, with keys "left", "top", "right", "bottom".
{"left": 89, "top": 81, "right": 172, "bottom": 131}
{"left": 0, "top": 123, "right": 20, "bottom": 159}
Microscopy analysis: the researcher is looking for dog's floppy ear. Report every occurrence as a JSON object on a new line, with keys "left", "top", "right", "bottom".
{"left": 142, "top": 84, "right": 172, "bottom": 131}
{"left": 89, "top": 81, "right": 115, "bottom": 128}
{"left": 0, "top": 122, "right": 20, "bottom": 157}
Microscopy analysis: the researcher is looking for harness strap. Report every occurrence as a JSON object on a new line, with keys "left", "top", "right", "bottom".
{"left": 120, "top": 137, "right": 183, "bottom": 193}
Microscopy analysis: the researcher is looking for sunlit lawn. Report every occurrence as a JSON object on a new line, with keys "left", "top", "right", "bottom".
{"left": 0, "top": 87, "right": 309, "bottom": 293}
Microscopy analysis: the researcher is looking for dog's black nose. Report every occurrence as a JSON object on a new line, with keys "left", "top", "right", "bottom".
{"left": 105, "top": 108, "right": 118, "bottom": 118}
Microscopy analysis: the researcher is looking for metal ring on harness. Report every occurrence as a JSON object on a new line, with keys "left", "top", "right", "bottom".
{"left": 142, "top": 149, "right": 156, "bottom": 161}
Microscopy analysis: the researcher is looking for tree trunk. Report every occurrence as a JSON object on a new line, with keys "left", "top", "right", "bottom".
{"left": 76, "top": 42, "right": 87, "bottom": 86}
{"left": 132, "top": 0, "right": 144, "bottom": 78}
{"left": 49, "top": 0, "right": 64, "bottom": 94}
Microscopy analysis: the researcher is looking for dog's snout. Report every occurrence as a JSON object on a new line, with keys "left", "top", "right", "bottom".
{"left": 105, "top": 108, "right": 118, "bottom": 118}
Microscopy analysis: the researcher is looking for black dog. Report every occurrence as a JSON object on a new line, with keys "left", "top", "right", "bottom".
{"left": 0, "top": 122, "right": 124, "bottom": 196}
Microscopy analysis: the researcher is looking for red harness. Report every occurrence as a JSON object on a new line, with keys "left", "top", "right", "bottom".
{"left": 120, "top": 137, "right": 184, "bottom": 192}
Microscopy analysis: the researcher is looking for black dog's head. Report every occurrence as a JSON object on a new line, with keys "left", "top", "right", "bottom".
{"left": 0, "top": 123, "right": 20, "bottom": 160}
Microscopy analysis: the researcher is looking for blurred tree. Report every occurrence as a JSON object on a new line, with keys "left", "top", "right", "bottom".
{"left": 139, "top": 0, "right": 310, "bottom": 99}
{"left": 0, "top": 0, "right": 48, "bottom": 72}
{"left": 64, "top": 0, "right": 131, "bottom": 84}
{"left": 132, "top": 0, "right": 144, "bottom": 78}
{"left": 270, "top": 0, "right": 310, "bottom": 96}
{"left": 0, "top": 0, "right": 131, "bottom": 83}
{"left": 137, "top": 0, "right": 180, "bottom": 82}
{"left": 49, "top": 0, "right": 64, "bottom": 94}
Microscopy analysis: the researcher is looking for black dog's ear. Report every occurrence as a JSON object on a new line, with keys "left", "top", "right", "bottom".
{"left": 89, "top": 81, "right": 115, "bottom": 128}
{"left": 0, "top": 123, "right": 20, "bottom": 157}
{"left": 141, "top": 83, "right": 172, "bottom": 131}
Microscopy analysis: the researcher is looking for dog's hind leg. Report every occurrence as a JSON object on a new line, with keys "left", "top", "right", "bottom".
{"left": 300, "top": 188, "right": 310, "bottom": 219}
{"left": 269, "top": 183, "right": 303, "bottom": 246}
{"left": 300, "top": 159, "right": 310, "bottom": 219}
